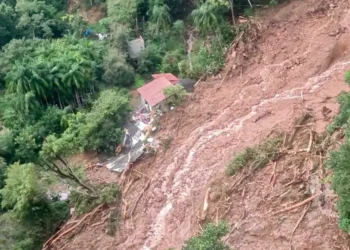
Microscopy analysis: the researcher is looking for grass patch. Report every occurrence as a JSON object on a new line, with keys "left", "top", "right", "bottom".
{"left": 131, "top": 74, "right": 145, "bottom": 89}
{"left": 180, "top": 221, "right": 230, "bottom": 250}
{"left": 226, "top": 136, "right": 282, "bottom": 176}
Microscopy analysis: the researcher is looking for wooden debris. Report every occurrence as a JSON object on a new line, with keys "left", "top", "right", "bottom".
{"left": 212, "top": 31, "right": 245, "bottom": 94}
{"left": 287, "top": 113, "right": 312, "bottom": 145}
{"left": 211, "top": 66, "right": 232, "bottom": 94}
{"left": 123, "top": 176, "right": 140, "bottom": 195}
{"left": 269, "top": 162, "right": 277, "bottom": 187}
{"left": 200, "top": 188, "right": 211, "bottom": 221}
{"left": 290, "top": 203, "right": 311, "bottom": 248}
{"left": 131, "top": 180, "right": 151, "bottom": 217}
{"left": 253, "top": 111, "right": 272, "bottom": 123}
{"left": 43, "top": 204, "right": 104, "bottom": 249}
{"left": 269, "top": 193, "right": 319, "bottom": 216}
{"left": 194, "top": 77, "right": 203, "bottom": 87}
{"left": 91, "top": 212, "right": 110, "bottom": 228}
{"left": 131, "top": 168, "right": 152, "bottom": 179}
{"left": 307, "top": 129, "right": 313, "bottom": 152}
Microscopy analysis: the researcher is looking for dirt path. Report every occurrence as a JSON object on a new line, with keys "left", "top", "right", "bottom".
{"left": 61, "top": 0, "right": 350, "bottom": 249}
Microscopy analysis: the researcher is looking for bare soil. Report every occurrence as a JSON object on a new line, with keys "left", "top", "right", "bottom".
{"left": 53, "top": 0, "right": 350, "bottom": 249}
{"left": 66, "top": 0, "right": 105, "bottom": 24}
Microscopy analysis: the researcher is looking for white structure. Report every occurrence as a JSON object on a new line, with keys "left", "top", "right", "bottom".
{"left": 128, "top": 36, "right": 145, "bottom": 59}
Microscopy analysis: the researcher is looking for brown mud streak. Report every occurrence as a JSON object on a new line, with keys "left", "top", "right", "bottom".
{"left": 58, "top": 0, "right": 350, "bottom": 249}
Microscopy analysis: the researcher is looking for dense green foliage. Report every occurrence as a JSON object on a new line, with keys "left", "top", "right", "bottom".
{"left": 70, "top": 183, "right": 119, "bottom": 215}
{"left": 181, "top": 222, "right": 230, "bottom": 250}
{"left": 41, "top": 88, "right": 131, "bottom": 155}
{"left": 329, "top": 70, "right": 350, "bottom": 233}
{"left": 163, "top": 85, "right": 187, "bottom": 106}
{"left": 1, "top": 163, "right": 68, "bottom": 250}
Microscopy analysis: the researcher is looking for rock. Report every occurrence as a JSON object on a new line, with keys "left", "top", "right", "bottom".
{"left": 328, "top": 29, "right": 340, "bottom": 37}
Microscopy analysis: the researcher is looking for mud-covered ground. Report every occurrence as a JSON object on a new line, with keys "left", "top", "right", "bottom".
{"left": 55, "top": 0, "right": 350, "bottom": 249}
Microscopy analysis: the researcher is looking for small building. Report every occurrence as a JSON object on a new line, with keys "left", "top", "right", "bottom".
{"left": 128, "top": 36, "right": 145, "bottom": 59}
{"left": 137, "top": 76, "right": 173, "bottom": 111}
{"left": 151, "top": 73, "right": 179, "bottom": 85}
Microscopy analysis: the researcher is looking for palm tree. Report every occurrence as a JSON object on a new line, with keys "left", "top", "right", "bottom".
{"left": 150, "top": 0, "right": 171, "bottom": 34}
{"left": 5, "top": 62, "right": 32, "bottom": 95}
{"left": 191, "top": 2, "right": 220, "bottom": 34}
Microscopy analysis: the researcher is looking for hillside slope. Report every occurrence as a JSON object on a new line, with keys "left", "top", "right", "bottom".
{"left": 56, "top": 0, "right": 350, "bottom": 249}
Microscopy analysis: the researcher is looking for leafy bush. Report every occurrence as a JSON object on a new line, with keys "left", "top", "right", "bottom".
{"left": 327, "top": 71, "right": 350, "bottom": 233}
{"left": 328, "top": 92, "right": 350, "bottom": 132}
{"left": 226, "top": 137, "right": 282, "bottom": 176}
{"left": 137, "top": 43, "right": 164, "bottom": 75}
{"left": 41, "top": 88, "right": 131, "bottom": 154}
{"left": 132, "top": 74, "right": 145, "bottom": 89}
{"left": 109, "top": 23, "right": 131, "bottom": 51}
{"left": 270, "top": 0, "right": 279, "bottom": 6}
{"left": 161, "top": 49, "right": 185, "bottom": 75}
{"left": 181, "top": 222, "right": 230, "bottom": 250}
{"left": 14, "top": 126, "right": 40, "bottom": 163}
{"left": 329, "top": 144, "right": 350, "bottom": 232}
{"left": 103, "top": 49, "right": 135, "bottom": 87}
{"left": 0, "top": 3, "right": 17, "bottom": 48}
{"left": 0, "top": 129, "right": 15, "bottom": 161}
{"left": 163, "top": 85, "right": 186, "bottom": 107}
{"left": 70, "top": 183, "right": 119, "bottom": 215}
{"left": 0, "top": 213, "right": 37, "bottom": 250}
{"left": 79, "top": 88, "right": 131, "bottom": 151}
{"left": 179, "top": 37, "right": 226, "bottom": 79}
{"left": 0, "top": 157, "right": 7, "bottom": 210}
{"left": 0, "top": 163, "right": 68, "bottom": 249}
{"left": 344, "top": 70, "right": 350, "bottom": 85}
{"left": 107, "top": 0, "right": 138, "bottom": 26}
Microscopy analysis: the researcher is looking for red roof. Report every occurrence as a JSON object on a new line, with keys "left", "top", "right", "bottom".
{"left": 137, "top": 77, "right": 173, "bottom": 107}
{"left": 151, "top": 73, "right": 179, "bottom": 84}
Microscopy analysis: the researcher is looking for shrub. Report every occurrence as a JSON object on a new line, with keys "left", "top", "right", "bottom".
{"left": 14, "top": 127, "right": 40, "bottom": 163}
{"left": 137, "top": 43, "right": 164, "bottom": 75}
{"left": 161, "top": 49, "right": 185, "bottom": 75}
{"left": 0, "top": 129, "right": 15, "bottom": 161}
{"left": 344, "top": 70, "right": 350, "bottom": 85}
{"left": 0, "top": 157, "right": 7, "bottom": 210}
{"left": 180, "top": 38, "right": 225, "bottom": 79}
{"left": 270, "top": 0, "right": 278, "bottom": 6}
{"left": 329, "top": 144, "right": 350, "bottom": 232}
{"left": 0, "top": 163, "right": 69, "bottom": 249}
{"left": 163, "top": 85, "right": 186, "bottom": 107}
{"left": 328, "top": 92, "right": 350, "bottom": 132}
{"left": 70, "top": 183, "right": 119, "bottom": 215}
{"left": 327, "top": 71, "right": 350, "bottom": 233}
{"left": 109, "top": 23, "right": 131, "bottom": 51}
{"left": 329, "top": 145, "right": 350, "bottom": 226}
{"left": 172, "top": 20, "right": 185, "bottom": 37}
{"left": 103, "top": 49, "right": 135, "bottom": 87}
{"left": 181, "top": 222, "right": 230, "bottom": 250}
{"left": 226, "top": 137, "right": 282, "bottom": 176}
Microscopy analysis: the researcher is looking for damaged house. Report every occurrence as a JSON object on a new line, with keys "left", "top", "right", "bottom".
{"left": 137, "top": 73, "right": 180, "bottom": 111}
{"left": 105, "top": 121, "right": 145, "bottom": 172}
